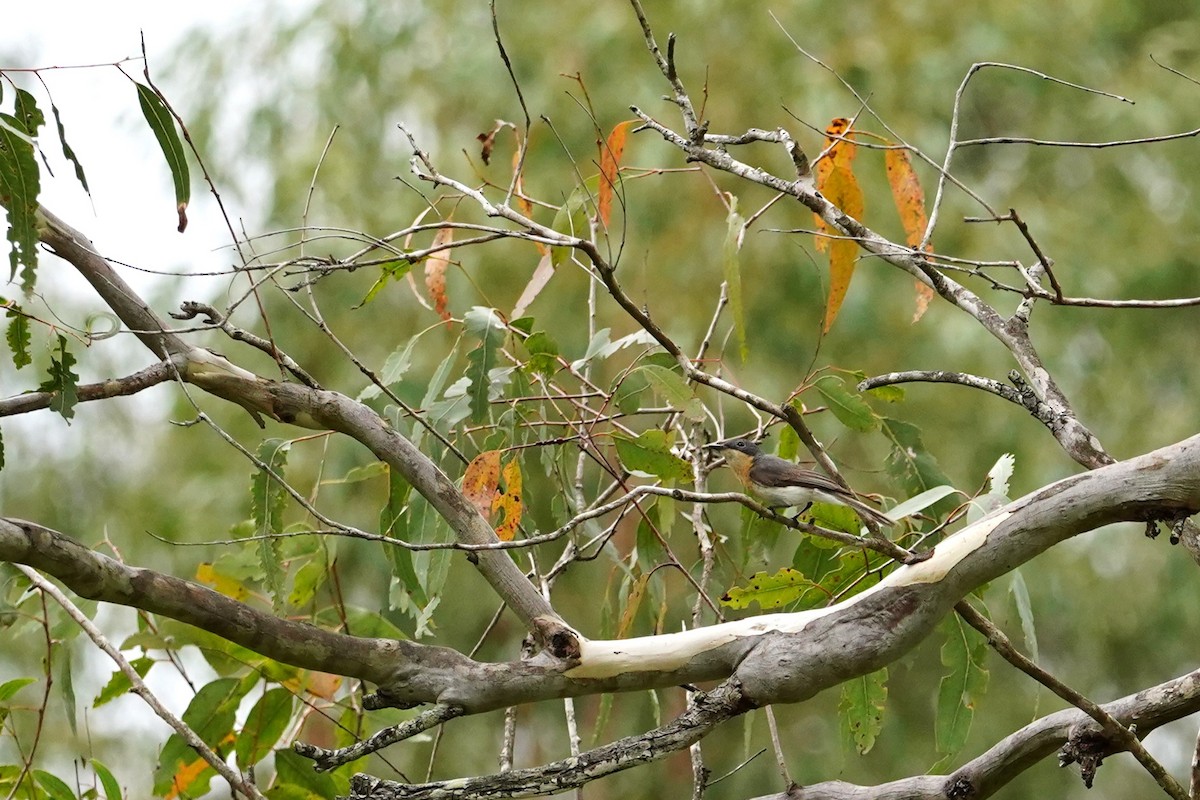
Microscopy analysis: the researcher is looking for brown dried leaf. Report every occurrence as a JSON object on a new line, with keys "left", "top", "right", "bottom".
{"left": 599, "top": 120, "right": 634, "bottom": 229}
{"left": 425, "top": 226, "right": 454, "bottom": 321}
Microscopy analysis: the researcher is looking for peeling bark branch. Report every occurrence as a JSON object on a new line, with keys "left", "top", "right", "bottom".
{"left": 4, "top": 435, "right": 1199, "bottom": 720}
{"left": 750, "top": 669, "right": 1200, "bottom": 800}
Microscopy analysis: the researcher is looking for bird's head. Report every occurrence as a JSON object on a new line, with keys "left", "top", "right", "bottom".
{"left": 704, "top": 438, "right": 762, "bottom": 479}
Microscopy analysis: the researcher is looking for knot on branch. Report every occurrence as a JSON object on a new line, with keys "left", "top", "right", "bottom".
{"left": 529, "top": 614, "right": 582, "bottom": 663}
{"left": 1058, "top": 728, "right": 1112, "bottom": 788}
{"left": 944, "top": 773, "right": 976, "bottom": 798}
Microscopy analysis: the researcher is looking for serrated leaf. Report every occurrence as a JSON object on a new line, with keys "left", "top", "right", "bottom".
{"left": 987, "top": 453, "right": 1015, "bottom": 497}
{"left": 722, "top": 196, "right": 749, "bottom": 362}
{"left": 235, "top": 687, "right": 292, "bottom": 768}
{"left": 612, "top": 430, "right": 691, "bottom": 482}
{"left": 13, "top": 90, "right": 45, "bottom": 138}
{"left": 840, "top": 667, "right": 887, "bottom": 755}
{"left": 813, "top": 375, "right": 878, "bottom": 432}
{"left": 135, "top": 83, "right": 189, "bottom": 232}
{"left": 49, "top": 102, "right": 89, "bottom": 196}
{"left": 6, "top": 304, "right": 31, "bottom": 369}
{"left": 720, "top": 568, "right": 821, "bottom": 610}
{"left": 935, "top": 613, "right": 989, "bottom": 758}
{"left": 37, "top": 334, "right": 79, "bottom": 421}
{"left": 89, "top": 759, "right": 123, "bottom": 800}
{"left": 0, "top": 112, "right": 41, "bottom": 290}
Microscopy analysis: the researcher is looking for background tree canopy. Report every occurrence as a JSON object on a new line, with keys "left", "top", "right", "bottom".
{"left": 3, "top": 1, "right": 1200, "bottom": 798}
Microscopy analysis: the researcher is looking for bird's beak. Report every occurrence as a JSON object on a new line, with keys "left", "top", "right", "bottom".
{"left": 703, "top": 441, "right": 725, "bottom": 450}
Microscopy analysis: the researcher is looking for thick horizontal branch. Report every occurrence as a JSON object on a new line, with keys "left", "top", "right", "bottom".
{"left": 7, "top": 433, "right": 1200, "bottom": 718}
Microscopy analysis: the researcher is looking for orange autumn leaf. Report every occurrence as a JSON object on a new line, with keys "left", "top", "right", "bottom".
{"left": 884, "top": 147, "right": 936, "bottom": 322}
{"left": 491, "top": 458, "right": 523, "bottom": 541}
{"left": 424, "top": 226, "right": 453, "bottom": 321}
{"left": 599, "top": 120, "right": 634, "bottom": 229}
{"left": 822, "top": 165, "right": 865, "bottom": 333}
{"left": 463, "top": 450, "right": 502, "bottom": 517}
{"left": 813, "top": 117, "right": 857, "bottom": 253}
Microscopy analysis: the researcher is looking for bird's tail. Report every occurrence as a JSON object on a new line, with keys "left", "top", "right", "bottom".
{"left": 847, "top": 496, "right": 893, "bottom": 528}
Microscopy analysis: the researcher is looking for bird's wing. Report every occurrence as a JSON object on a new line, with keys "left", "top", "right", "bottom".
{"left": 748, "top": 455, "right": 853, "bottom": 497}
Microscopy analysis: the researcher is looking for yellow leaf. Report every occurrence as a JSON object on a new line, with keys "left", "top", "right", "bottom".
{"left": 884, "top": 147, "right": 929, "bottom": 249}
{"left": 813, "top": 118, "right": 856, "bottom": 252}
{"left": 822, "top": 165, "right": 865, "bottom": 333}
{"left": 491, "top": 459, "right": 523, "bottom": 541}
{"left": 599, "top": 120, "right": 634, "bottom": 229}
{"left": 195, "top": 563, "right": 249, "bottom": 602}
{"left": 462, "top": 450, "right": 502, "bottom": 518}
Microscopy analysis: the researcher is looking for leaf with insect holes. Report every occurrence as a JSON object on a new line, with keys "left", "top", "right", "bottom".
{"left": 720, "top": 568, "right": 822, "bottom": 610}
{"left": 5, "top": 303, "right": 30, "bottom": 369}
{"left": 613, "top": 430, "right": 691, "bottom": 482}
{"left": 0, "top": 112, "right": 41, "bottom": 290}
{"left": 492, "top": 459, "right": 523, "bottom": 541}
{"left": 135, "top": 83, "right": 189, "bottom": 232}
{"left": 841, "top": 668, "right": 888, "bottom": 755}
{"left": 935, "top": 612, "right": 989, "bottom": 762}
{"left": 49, "top": 102, "right": 89, "bottom": 195}
{"left": 38, "top": 334, "right": 79, "bottom": 421}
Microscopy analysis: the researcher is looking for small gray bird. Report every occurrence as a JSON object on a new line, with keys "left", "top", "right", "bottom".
{"left": 706, "top": 438, "right": 892, "bottom": 528}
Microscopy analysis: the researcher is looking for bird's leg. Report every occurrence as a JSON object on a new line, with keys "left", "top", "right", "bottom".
{"left": 787, "top": 502, "right": 814, "bottom": 520}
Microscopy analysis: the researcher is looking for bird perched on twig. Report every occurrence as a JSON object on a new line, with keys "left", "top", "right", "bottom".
{"left": 705, "top": 438, "right": 892, "bottom": 528}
